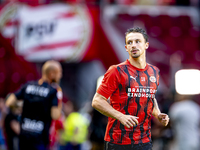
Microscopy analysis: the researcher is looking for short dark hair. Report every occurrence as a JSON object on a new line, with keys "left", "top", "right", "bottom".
{"left": 125, "top": 27, "right": 148, "bottom": 44}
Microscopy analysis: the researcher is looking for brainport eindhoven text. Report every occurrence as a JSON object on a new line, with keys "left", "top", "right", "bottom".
{"left": 127, "top": 88, "right": 157, "bottom": 98}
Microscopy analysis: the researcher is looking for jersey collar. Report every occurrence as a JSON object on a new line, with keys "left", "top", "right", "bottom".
{"left": 126, "top": 59, "right": 149, "bottom": 71}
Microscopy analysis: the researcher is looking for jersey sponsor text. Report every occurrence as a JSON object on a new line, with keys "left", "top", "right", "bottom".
{"left": 26, "top": 85, "right": 49, "bottom": 97}
{"left": 22, "top": 118, "right": 44, "bottom": 133}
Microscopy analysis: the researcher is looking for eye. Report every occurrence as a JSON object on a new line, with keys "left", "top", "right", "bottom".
{"left": 136, "top": 40, "right": 140, "bottom": 43}
{"left": 127, "top": 41, "right": 132, "bottom": 44}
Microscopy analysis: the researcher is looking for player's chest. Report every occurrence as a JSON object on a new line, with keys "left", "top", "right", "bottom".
{"left": 119, "top": 70, "right": 158, "bottom": 98}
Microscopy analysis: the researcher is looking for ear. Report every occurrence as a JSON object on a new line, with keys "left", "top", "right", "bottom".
{"left": 145, "top": 42, "right": 149, "bottom": 50}
{"left": 125, "top": 45, "right": 128, "bottom": 52}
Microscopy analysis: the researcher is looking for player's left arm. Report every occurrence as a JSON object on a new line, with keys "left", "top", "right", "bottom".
{"left": 51, "top": 106, "right": 62, "bottom": 120}
{"left": 152, "top": 98, "right": 169, "bottom": 126}
{"left": 51, "top": 88, "right": 62, "bottom": 120}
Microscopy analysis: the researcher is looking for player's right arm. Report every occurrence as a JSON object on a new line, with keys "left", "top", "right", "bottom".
{"left": 5, "top": 93, "right": 17, "bottom": 107}
{"left": 10, "top": 119, "right": 20, "bottom": 135}
{"left": 92, "top": 93, "right": 139, "bottom": 128}
{"left": 6, "top": 83, "right": 26, "bottom": 107}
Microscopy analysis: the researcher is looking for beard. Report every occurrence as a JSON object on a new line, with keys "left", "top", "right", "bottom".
{"left": 130, "top": 48, "right": 140, "bottom": 58}
{"left": 131, "top": 53, "right": 140, "bottom": 58}
{"left": 51, "top": 79, "right": 57, "bottom": 83}
{"left": 52, "top": 79, "right": 61, "bottom": 84}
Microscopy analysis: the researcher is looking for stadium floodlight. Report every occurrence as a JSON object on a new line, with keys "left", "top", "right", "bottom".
{"left": 96, "top": 75, "right": 104, "bottom": 90}
{"left": 175, "top": 69, "right": 200, "bottom": 95}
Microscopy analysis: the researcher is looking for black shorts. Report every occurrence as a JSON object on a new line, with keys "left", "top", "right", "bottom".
{"left": 19, "top": 137, "right": 48, "bottom": 150}
{"left": 104, "top": 141, "right": 153, "bottom": 150}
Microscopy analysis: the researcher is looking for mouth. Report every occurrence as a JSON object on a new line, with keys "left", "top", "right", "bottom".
{"left": 131, "top": 49, "right": 139, "bottom": 53}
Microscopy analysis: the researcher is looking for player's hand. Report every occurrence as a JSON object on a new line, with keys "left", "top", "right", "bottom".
{"left": 118, "top": 115, "right": 139, "bottom": 128}
{"left": 158, "top": 113, "right": 169, "bottom": 126}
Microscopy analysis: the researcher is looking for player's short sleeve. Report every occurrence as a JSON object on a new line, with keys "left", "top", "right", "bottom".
{"left": 156, "top": 67, "right": 160, "bottom": 86}
{"left": 51, "top": 89, "right": 58, "bottom": 107}
{"left": 14, "top": 83, "right": 27, "bottom": 100}
{"left": 97, "top": 66, "right": 120, "bottom": 99}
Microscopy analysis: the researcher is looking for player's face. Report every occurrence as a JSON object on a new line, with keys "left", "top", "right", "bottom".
{"left": 125, "top": 32, "right": 149, "bottom": 58}
{"left": 51, "top": 65, "right": 62, "bottom": 83}
{"left": 55, "top": 65, "right": 62, "bottom": 83}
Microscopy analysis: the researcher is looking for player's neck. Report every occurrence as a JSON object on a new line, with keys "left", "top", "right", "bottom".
{"left": 128, "top": 56, "right": 146, "bottom": 69}
{"left": 39, "top": 76, "right": 51, "bottom": 85}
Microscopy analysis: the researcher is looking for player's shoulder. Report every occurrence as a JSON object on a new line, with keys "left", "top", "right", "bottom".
{"left": 36, "top": 81, "right": 57, "bottom": 93}
{"left": 147, "top": 63, "right": 160, "bottom": 72}
{"left": 117, "top": 61, "right": 128, "bottom": 67}
{"left": 42, "top": 83, "right": 58, "bottom": 96}
{"left": 51, "top": 83, "right": 62, "bottom": 91}
{"left": 44, "top": 82, "right": 57, "bottom": 91}
{"left": 108, "top": 60, "right": 127, "bottom": 70}
{"left": 107, "top": 64, "right": 118, "bottom": 72}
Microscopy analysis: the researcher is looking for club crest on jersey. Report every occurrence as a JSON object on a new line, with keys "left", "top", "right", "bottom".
{"left": 149, "top": 76, "right": 156, "bottom": 83}
{"left": 141, "top": 77, "right": 145, "bottom": 81}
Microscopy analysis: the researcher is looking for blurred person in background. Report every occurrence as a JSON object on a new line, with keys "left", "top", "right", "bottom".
{"left": 92, "top": 27, "right": 169, "bottom": 150}
{"left": 4, "top": 100, "right": 22, "bottom": 150}
{"left": 59, "top": 101, "right": 89, "bottom": 150}
{"left": 89, "top": 109, "right": 107, "bottom": 150}
{"left": 5, "top": 60, "right": 63, "bottom": 150}
{"left": 0, "top": 98, "right": 6, "bottom": 150}
{"left": 151, "top": 114, "right": 172, "bottom": 150}
{"left": 169, "top": 94, "right": 200, "bottom": 150}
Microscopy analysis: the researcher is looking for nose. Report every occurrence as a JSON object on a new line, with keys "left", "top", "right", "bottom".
{"left": 131, "top": 42, "right": 136, "bottom": 48}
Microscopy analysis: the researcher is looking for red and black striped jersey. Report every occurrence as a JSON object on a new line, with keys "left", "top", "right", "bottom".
{"left": 97, "top": 59, "right": 160, "bottom": 145}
